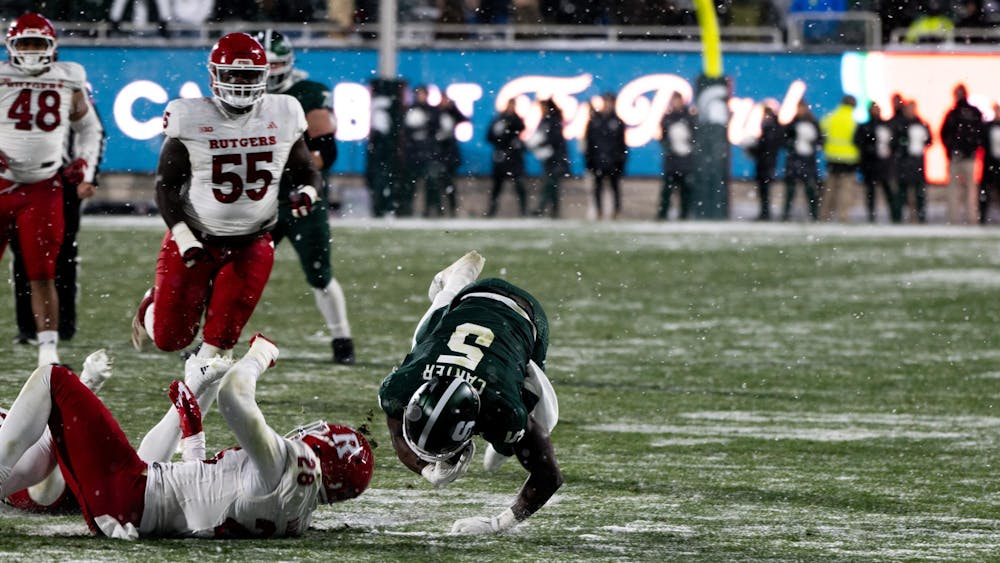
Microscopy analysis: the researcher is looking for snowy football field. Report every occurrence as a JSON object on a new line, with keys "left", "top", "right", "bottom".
{"left": 1, "top": 217, "right": 999, "bottom": 561}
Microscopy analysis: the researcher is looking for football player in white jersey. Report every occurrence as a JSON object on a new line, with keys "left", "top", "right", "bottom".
{"left": 0, "top": 13, "right": 103, "bottom": 367}
{"left": 131, "top": 32, "right": 321, "bottom": 361}
{"left": 0, "top": 334, "right": 374, "bottom": 539}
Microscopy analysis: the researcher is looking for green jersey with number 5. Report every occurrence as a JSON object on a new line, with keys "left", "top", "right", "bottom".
{"left": 379, "top": 278, "right": 548, "bottom": 456}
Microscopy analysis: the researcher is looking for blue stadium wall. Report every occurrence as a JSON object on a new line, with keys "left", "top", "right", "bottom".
{"left": 63, "top": 47, "right": 865, "bottom": 179}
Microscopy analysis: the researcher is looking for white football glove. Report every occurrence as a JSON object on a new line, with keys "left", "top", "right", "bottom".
{"left": 451, "top": 508, "right": 518, "bottom": 534}
{"left": 420, "top": 441, "right": 475, "bottom": 489}
{"left": 80, "top": 349, "right": 113, "bottom": 393}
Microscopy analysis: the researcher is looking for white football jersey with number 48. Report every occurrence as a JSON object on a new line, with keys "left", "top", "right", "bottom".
{"left": 0, "top": 61, "right": 86, "bottom": 184}
{"left": 163, "top": 94, "right": 306, "bottom": 237}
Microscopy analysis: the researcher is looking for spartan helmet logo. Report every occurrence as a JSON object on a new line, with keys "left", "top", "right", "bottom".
{"left": 402, "top": 378, "right": 481, "bottom": 462}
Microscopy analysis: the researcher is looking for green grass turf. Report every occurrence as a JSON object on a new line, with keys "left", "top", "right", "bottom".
{"left": 1, "top": 218, "right": 999, "bottom": 561}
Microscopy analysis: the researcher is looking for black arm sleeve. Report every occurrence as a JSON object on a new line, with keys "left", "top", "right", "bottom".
{"left": 305, "top": 132, "right": 337, "bottom": 172}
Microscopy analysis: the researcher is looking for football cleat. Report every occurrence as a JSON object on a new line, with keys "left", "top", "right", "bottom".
{"left": 247, "top": 333, "right": 278, "bottom": 368}
{"left": 79, "top": 349, "right": 113, "bottom": 393}
{"left": 183, "top": 354, "right": 235, "bottom": 396}
{"left": 131, "top": 288, "right": 154, "bottom": 351}
{"left": 428, "top": 250, "right": 486, "bottom": 302}
{"left": 13, "top": 333, "right": 37, "bottom": 346}
{"left": 332, "top": 337, "right": 355, "bottom": 365}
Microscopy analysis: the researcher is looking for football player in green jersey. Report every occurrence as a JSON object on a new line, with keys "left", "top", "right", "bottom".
{"left": 378, "top": 251, "right": 563, "bottom": 534}
{"left": 254, "top": 29, "right": 354, "bottom": 364}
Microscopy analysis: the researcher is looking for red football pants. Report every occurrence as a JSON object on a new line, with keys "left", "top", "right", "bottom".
{"left": 0, "top": 177, "right": 63, "bottom": 280}
{"left": 47, "top": 366, "right": 147, "bottom": 534}
{"left": 151, "top": 231, "right": 274, "bottom": 351}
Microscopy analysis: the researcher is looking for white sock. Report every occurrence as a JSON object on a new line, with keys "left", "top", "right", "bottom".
{"left": 313, "top": 280, "right": 351, "bottom": 339}
{"left": 0, "top": 367, "right": 54, "bottom": 483}
{"left": 197, "top": 343, "right": 224, "bottom": 359}
{"left": 143, "top": 303, "right": 155, "bottom": 340}
{"left": 37, "top": 331, "right": 59, "bottom": 367}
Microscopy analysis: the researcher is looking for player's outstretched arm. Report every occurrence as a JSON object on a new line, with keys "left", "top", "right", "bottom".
{"left": 216, "top": 335, "right": 287, "bottom": 488}
{"left": 451, "top": 416, "right": 563, "bottom": 534}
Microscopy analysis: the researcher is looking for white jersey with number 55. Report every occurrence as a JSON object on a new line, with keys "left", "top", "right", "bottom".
{"left": 163, "top": 94, "right": 306, "bottom": 237}
{"left": 0, "top": 61, "right": 85, "bottom": 184}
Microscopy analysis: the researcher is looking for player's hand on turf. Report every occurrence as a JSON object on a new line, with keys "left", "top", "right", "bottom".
{"left": 420, "top": 441, "right": 475, "bottom": 488}
{"left": 169, "top": 380, "right": 203, "bottom": 438}
{"left": 451, "top": 509, "right": 517, "bottom": 534}
{"left": 290, "top": 185, "right": 318, "bottom": 218}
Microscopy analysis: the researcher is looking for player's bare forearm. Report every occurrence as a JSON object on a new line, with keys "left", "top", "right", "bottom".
{"left": 386, "top": 416, "right": 427, "bottom": 474}
{"left": 512, "top": 416, "right": 563, "bottom": 521}
{"left": 155, "top": 138, "right": 192, "bottom": 229}
{"left": 287, "top": 138, "right": 322, "bottom": 189}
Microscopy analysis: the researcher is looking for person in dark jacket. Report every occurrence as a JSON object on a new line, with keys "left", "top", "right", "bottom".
{"left": 892, "top": 101, "right": 933, "bottom": 223}
{"left": 436, "top": 93, "right": 469, "bottom": 217}
{"left": 528, "top": 99, "right": 570, "bottom": 218}
{"left": 657, "top": 92, "right": 696, "bottom": 220}
{"left": 746, "top": 104, "right": 782, "bottom": 221}
{"left": 584, "top": 92, "right": 628, "bottom": 220}
{"left": 401, "top": 86, "right": 443, "bottom": 217}
{"left": 853, "top": 101, "right": 900, "bottom": 223}
{"left": 782, "top": 100, "right": 823, "bottom": 221}
{"left": 485, "top": 99, "right": 528, "bottom": 217}
{"left": 940, "top": 84, "right": 983, "bottom": 224}
{"left": 978, "top": 103, "right": 1000, "bottom": 224}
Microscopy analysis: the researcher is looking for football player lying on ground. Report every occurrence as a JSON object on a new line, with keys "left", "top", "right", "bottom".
{"left": 2, "top": 351, "right": 232, "bottom": 513}
{"left": 1, "top": 350, "right": 113, "bottom": 513}
{"left": 379, "top": 251, "right": 563, "bottom": 534}
{"left": 0, "top": 335, "right": 374, "bottom": 539}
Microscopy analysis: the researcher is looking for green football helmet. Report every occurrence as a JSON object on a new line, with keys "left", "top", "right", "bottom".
{"left": 253, "top": 29, "right": 294, "bottom": 93}
{"left": 403, "top": 378, "right": 481, "bottom": 462}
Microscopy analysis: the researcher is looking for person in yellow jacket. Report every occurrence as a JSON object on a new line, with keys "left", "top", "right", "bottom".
{"left": 820, "top": 95, "right": 860, "bottom": 222}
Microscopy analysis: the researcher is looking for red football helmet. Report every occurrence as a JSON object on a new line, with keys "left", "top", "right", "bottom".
{"left": 6, "top": 13, "right": 57, "bottom": 74}
{"left": 208, "top": 32, "right": 269, "bottom": 109}
{"left": 286, "top": 421, "right": 374, "bottom": 503}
